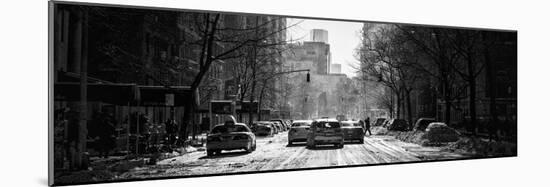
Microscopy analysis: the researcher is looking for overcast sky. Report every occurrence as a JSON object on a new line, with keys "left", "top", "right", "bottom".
{"left": 286, "top": 18, "right": 364, "bottom": 77}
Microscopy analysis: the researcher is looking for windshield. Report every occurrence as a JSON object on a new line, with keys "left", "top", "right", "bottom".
{"left": 292, "top": 122, "right": 310, "bottom": 127}
{"left": 211, "top": 125, "right": 250, "bottom": 134}
{"left": 314, "top": 122, "right": 340, "bottom": 129}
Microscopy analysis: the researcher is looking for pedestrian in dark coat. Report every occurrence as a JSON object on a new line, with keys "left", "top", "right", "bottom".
{"left": 364, "top": 117, "right": 372, "bottom": 136}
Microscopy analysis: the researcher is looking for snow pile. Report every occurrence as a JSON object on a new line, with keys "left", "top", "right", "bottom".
{"left": 387, "top": 119, "right": 409, "bottom": 131}
{"left": 421, "top": 123, "right": 460, "bottom": 145}
{"left": 444, "top": 138, "right": 517, "bottom": 156}
{"left": 176, "top": 145, "right": 200, "bottom": 154}
{"left": 371, "top": 126, "right": 388, "bottom": 135}
{"left": 56, "top": 170, "right": 115, "bottom": 184}
{"left": 393, "top": 131, "right": 425, "bottom": 144}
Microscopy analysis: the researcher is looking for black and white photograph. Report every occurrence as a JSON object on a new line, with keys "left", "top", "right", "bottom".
{"left": 48, "top": 1, "right": 518, "bottom": 186}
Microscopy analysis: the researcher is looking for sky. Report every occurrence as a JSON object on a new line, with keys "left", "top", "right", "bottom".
{"left": 286, "top": 18, "right": 364, "bottom": 77}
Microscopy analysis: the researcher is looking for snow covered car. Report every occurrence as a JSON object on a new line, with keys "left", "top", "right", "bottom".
{"left": 387, "top": 119, "right": 409, "bottom": 131}
{"left": 251, "top": 121, "right": 275, "bottom": 136}
{"left": 340, "top": 120, "right": 364, "bottom": 143}
{"left": 413, "top": 118, "right": 436, "bottom": 131}
{"left": 271, "top": 119, "right": 289, "bottom": 131}
{"left": 206, "top": 122, "right": 256, "bottom": 156}
{"left": 268, "top": 122, "right": 279, "bottom": 134}
{"left": 306, "top": 118, "right": 344, "bottom": 148}
{"left": 373, "top": 118, "right": 386, "bottom": 126}
{"left": 271, "top": 121, "right": 284, "bottom": 132}
{"left": 288, "top": 120, "right": 313, "bottom": 145}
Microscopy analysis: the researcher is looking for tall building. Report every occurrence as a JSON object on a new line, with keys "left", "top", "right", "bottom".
{"left": 310, "top": 29, "right": 328, "bottom": 43}
{"left": 284, "top": 29, "right": 356, "bottom": 118}
{"left": 284, "top": 41, "right": 330, "bottom": 74}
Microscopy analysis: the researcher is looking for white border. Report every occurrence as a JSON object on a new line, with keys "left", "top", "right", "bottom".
{"left": 2, "top": 0, "right": 549, "bottom": 187}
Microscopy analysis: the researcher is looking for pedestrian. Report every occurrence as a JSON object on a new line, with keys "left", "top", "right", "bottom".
{"left": 488, "top": 117, "right": 501, "bottom": 142}
{"left": 364, "top": 117, "right": 372, "bottom": 136}
{"left": 165, "top": 118, "right": 178, "bottom": 146}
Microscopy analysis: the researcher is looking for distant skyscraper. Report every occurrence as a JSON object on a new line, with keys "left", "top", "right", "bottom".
{"left": 310, "top": 29, "right": 328, "bottom": 43}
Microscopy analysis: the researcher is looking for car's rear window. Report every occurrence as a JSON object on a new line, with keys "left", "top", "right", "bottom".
{"left": 314, "top": 122, "right": 341, "bottom": 129}
{"left": 292, "top": 122, "right": 310, "bottom": 127}
{"left": 211, "top": 125, "right": 250, "bottom": 133}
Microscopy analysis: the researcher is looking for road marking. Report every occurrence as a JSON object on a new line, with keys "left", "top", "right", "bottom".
{"left": 274, "top": 147, "right": 307, "bottom": 170}
{"left": 336, "top": 148, "right": 343, "bottom": 166}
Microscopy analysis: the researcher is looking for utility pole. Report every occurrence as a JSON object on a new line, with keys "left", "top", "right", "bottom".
{"left": 248, "top": 16, "right": 259, "bottom": 126}
{"left": 77, "top": 8, "right": 89, "bottom": 169}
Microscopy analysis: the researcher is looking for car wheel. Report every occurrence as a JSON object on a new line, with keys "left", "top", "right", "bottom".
{"left": 288, "top": 140, "right": 293, "bottom": 146}
{"left": 207, "top": 150, "right": 214, "bottom": 156}
{"left": 252, "top": 141, "right": 257, "bottom": 151}
{"left": 306, "top": 140, "right": 314, "bottom": 148}
{"left": 245, "top": 143, "right": 253, "bottom": 153}
{"left": 359, "top": 139, "right": 364, "bottom": 144}
{"left": 340, "top": 143, "right": 344, "bottom": 148}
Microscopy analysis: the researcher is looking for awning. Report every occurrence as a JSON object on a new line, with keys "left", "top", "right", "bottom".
{"left": 138, "top": 85, "right": 192, "bottom": 107}
{"left": 54, "top": 82, "right": 192, "bottom": 106}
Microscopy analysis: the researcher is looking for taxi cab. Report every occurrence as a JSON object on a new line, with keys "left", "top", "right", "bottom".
{"left": 306, "top": 118, "right": 344, "bottom": 148}
{"left": 206, "top": 118, "right": 256, "bottom": 156}
{"left": 340, "top": 120, "right": 365, "bottom": 143}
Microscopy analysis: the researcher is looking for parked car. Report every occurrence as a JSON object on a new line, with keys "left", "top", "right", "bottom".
{"left": 340, "top": 120, "right": 364, "bottom": 143}
{"left": 386, "top": 119, "right": 409, "bottom": 131}
{"left": 270, "top": 120, "right": 286, "bottom": 131}
{"left": 285, "top": 120, "right": 293, "bottom": 130}
{"left": 413, "top": 118, "right": 437, "bottom": 131}
{"left": 251, "top": 121, "right": 275, "bottom": 136}
{"left": 267, "top": 122, "right": 279, "bottom": 134}
{"left": 306, "top": 118, "right": 344, "bottom": 148}
{"left": 382, "top": 118, "right": 392, "bottom": 128}
{"left": 206, "top": 121, "right": 256, "bottom": 156}
{"left": 423, "top": 122, "right": 460, "bottom": 143}
{"left": 373, "top": 118, "right": 386, "bottom": 126}
{"left": 288, "top": 120, "right": 313, "bottom": 145}
{"left": 275, "top": 121, "right": 285, "bottom": 132}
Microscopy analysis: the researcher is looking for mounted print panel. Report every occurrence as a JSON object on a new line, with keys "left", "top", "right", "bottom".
{"left": 49, "top": 1, "right": 517, "bottom": 186}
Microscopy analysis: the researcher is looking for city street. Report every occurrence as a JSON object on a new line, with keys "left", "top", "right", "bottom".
{"left": 121, "top": 132, "right": 466, "bottom": 179}
{"left": 50, "top": 4, "right": 516, "bottom": 185}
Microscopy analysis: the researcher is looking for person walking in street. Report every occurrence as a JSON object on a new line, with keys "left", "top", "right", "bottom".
{"left": 364, "top": 117, "right": 372, "bottom": 136}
